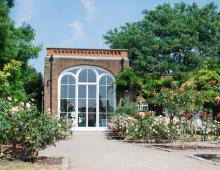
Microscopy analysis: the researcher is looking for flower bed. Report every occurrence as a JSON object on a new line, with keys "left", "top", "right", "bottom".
{"left": 109, "top": 112, "right": 220, "bottom": 144}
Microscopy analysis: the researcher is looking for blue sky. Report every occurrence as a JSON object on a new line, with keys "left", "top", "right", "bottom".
{"left": 10, "top": 0, "right": 220, "bottom": 74}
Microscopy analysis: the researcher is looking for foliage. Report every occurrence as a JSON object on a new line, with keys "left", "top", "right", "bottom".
{"left": 0, "top": 0, "right": 43, "bottom": 110}
{"left": 141, "top": 68, "right": 219, "bottom": 116}
{"left": 108, "top": 114, "right": 129, "bottom": 138}
{"left": 106, "top": 1, "right": 220, "bottom": 145}
{"left": 155, "top": 88, "right": 183, "bottom": 118}
{"left": 115, "top": 68, "right": 143, "bottom": 92}
{"left": 181, "top": 68, "right": 220, "bottom": 117}
{"left": 115, "top": 99, "right": 137, "bottom": 116}
{"left": 0, "top": 98, "right": 71, "bottom": 158}
{"left": 183, "top": 68, "right": 220, "bottom": 105}
{"left": 105, "top": 2, "right": 220, "bottom": 116}
{"left": 0, "top": 60, "right": 29, "bottom": 101}
{"left": 3, "top": 0, "right": 14, "bottom": 8}
{"left": 104, "top": 2, "right": 220, "bottom": 75}
{"left": 23, "top": 66, "right": 44, "bottom": 111}
{"left": 109, "top": 112, "right": 220, "bottom": 143}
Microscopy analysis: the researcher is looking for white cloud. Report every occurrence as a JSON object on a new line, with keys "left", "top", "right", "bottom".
{"left": 80, "top": 0, "right": 95, "bottom": 21}
{"left": 61, "top": 20, "right": 86, "bottom": 47}
{"left": 61, "top": 0, "right": 95, "bottom": 47}
{"left": 69, "top": 21, "right": 86, "bottom": 38}
{"left": 13, "top": 0, "right": 35, "bottom": 27}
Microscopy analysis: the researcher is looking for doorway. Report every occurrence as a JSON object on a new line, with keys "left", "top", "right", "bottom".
{"left": 78, "top": 84, "right": 97, "bottom": 127}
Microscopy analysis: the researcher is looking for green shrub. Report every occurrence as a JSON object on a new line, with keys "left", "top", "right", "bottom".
{"left": 0, "top": 97, "right": 71, "bottom": 159}
{"left": 115, "top": 100, "right": 137, "bottom": 116}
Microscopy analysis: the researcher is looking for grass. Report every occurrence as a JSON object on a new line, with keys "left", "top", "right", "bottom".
{"left": 0, "top": 160, "right": 62, "bottom": 170}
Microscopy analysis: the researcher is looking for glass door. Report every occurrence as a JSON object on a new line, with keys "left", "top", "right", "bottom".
{"left": 78, "top": 85, "right": 86, "bottom": 127}
{"left": 78, "top": 84, "right": 97, "bottom": 127}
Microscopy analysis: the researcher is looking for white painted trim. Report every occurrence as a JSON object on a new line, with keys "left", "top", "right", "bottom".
{"left": 60, "top": 65, "right": 115, "bottom": 77}
{"left": 57, "top": 72, "right": 76, "bottom": 118}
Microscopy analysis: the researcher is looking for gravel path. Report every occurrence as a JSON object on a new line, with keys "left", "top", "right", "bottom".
{"left": 39, "top": 132, "right": 220, "bottom": 170}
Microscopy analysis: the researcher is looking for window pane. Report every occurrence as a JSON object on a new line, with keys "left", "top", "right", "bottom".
{"left": 88, "top": 85, "right": 96, "bottom": 98}
{"left": 97, "top": 70, "right": 105, "bottom": 74}
{"left": 68, "top": 85, "right": 75, "bottom": 98}
{"left": 88, "top": 69, "right": 96, "bottom": 82}
{"left": 69, "top": 75, "right": 75, "bottom": 84}
{"left": 78, "top": 85, "right": 86, "bottom": 98}
{"left": 107, "top": 114, "right": 112, "bottom": 123}
{"left": 107, "top": 76, "right": 113, "bottom": 85}
{"left": 99, "top": 86, "right": 106, "bottom": 99}
{"left": 61, "top": 75, "right": 68, "bottom": 84}
{"left": 78, "top": 112, "right": 86, "bottom": 127}
{"left": 99, "top": 99, "right": 106, "bottom": 112}
{"left": 67, "top": 112, "right": 72, "bottom": 125}
{"left": 60, "top": 99, "right": 67, "bottom": 112}
{"left": 61, "top": 85, "right": 68, "bottom": 98}
{"left": 60, "top": 112, "right": 67, "bottom": 118}
{"left": 78, "top": 99, "right": 86, "bottom": 112}
{"left": 88, "top": 99, "right": 96, "bottom": 112}
{"left": 79, "top": 69, "right": 87, "bottom": 82}
{"left": 70, "top": 68, "right": 79, "bottom": 74}
{"left": 99, "top": 113, "right": 106, "bottom": 127}
{"left": 88, "top": 113, "right": 96, "bottom": 127}
{"left": 68, "top": 99, "right": 75, "bottom": 112}
{"left": 99, "top": 76, "right": 106, "bottom": 85}
{"left": 107, "top": 85, "right": 114, "bottom": 99}
{"left": 107, "top": 99, "right": 114, "bottom": 113}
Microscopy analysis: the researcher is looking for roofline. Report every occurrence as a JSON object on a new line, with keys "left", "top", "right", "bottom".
{"left": 46, "top": 47, "right": 128, "bottom": 58}
{"left": 46, "top": 47, "right": 128, "bottom": 51}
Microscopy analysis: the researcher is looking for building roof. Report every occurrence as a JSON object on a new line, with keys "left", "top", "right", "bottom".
{"left": 47, "top": 48, "right": 128, "bottom": 58}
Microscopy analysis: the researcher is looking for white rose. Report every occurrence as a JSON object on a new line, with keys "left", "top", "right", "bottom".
{"left": 20, "top": 102, "right": 24, "bottom": 107}
{"left": 26, "top": 102, "right": 31, "bottom": 109}
{"left": 10, "top": 106, "right": 19, "bottom": 114}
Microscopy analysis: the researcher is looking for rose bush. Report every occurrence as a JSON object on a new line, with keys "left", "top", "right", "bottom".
{"left": 109, "top": 111, "right": 220, "bottom": 143}
{"left": 110, "top": 113, "right": 181, "bottom": 143}
{"left": 0, "top": 97, "right": 71, "bottom": 159}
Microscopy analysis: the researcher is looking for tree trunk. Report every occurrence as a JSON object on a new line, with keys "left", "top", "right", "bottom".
{"left": 12, "top": 139, "right": 17, "bottom": 158}
{"left": 194, "top": 124, "right": 198, "bottom": 150}
{"left": 0, "top": 144, "right": 2, "bottom": 157}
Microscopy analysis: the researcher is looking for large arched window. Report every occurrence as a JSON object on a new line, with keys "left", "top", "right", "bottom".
{"left": 58, "top": 66, "right": 116, "bottom": 129}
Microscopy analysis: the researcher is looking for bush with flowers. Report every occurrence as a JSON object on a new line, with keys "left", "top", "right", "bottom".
{"left": 110, "top": 111, "right": 220, "bottom": 144}
{"left": 197, "top": 111, "right": 220, "bottom": 141}
{"left": 0, "top": 97, "right": 71, "bottom": 159}
{"left": 109, "top": 114, "right": 129, "bottom": 138}
{"left": 109, "top": 101, "right": 181, "bottom": 143}
{"left": 109, "top": 97, "right": 220, "bottom": 144}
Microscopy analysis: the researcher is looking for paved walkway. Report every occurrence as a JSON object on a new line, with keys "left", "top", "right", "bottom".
{"left": 39, "top": 132, "right": 220, "bottom": 170}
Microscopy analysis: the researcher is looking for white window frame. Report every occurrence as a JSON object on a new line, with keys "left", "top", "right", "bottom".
{"left": 58, "top": 65, "right": 116, "bottom": 131}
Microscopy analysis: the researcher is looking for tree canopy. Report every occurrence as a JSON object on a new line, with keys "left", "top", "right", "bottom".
{"left": 0, "top": 0, "right": 43, "bottom": 110}
{"left": 104, "top": 2, "right": 220, "bottom": 75}
{"left": 105, "top": 2, "right": 220, "bottom": 117}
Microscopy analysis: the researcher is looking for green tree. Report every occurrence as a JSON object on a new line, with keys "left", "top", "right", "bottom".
{"left": 0, "top": 0, "right": 43, "bottom": 109}
{"left": 23, "top": 66, "right": 43, "bottom": 111}
{"left": 115, "top": 68, "right": 142, "bottom": 92}
{"left": 183, "top": 68, "right": 220, "bottom": 117}
{"left": 104, "top": 2, "right": 220, "bottom": 75}
{"left": 0, "top": 60, "right": 22, "bottom": 96}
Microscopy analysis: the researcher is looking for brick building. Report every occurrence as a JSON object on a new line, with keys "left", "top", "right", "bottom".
{"left": 44, "top": 48, "right": 129, "bottom": 130}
